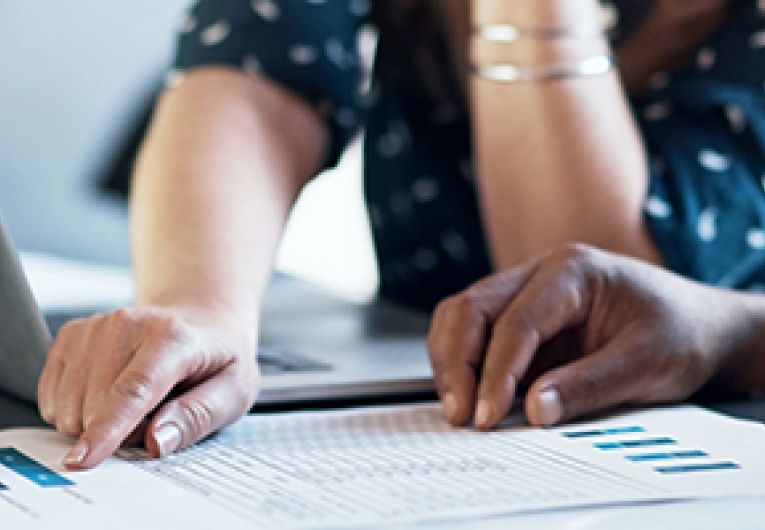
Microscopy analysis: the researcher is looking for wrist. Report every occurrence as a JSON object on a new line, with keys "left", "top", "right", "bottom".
{"left": 136, "top": 296, "right": 260, "bottom": 351}
{"left": 472, "top": 0, "right": 602, "bottom": 29}
{"left": 707, "top": 290, "right": 765, "bottom": 396}
{"left": 471, "top": 0, "right": 609, "bottom": 66}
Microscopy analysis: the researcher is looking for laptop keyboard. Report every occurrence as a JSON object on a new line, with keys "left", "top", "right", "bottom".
{"left": 44, "top": 312, "right": 332, "bottom": 375}
{"left": 258, "top": 346, "right": 332, "bottom": 375}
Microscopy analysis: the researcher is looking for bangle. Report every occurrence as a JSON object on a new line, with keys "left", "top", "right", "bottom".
{"left": 470, "top": 54, "right": 614, "bottom": 83}
{"left": 472, "top": 23, "right": 604, "bottom": 42}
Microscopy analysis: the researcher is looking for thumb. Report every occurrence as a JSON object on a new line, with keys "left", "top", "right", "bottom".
{"left": 145, "top": 369, "right": 257, "bottom": 457}
{"left": 524, "top": 336, "right": 643, "bottom": 427}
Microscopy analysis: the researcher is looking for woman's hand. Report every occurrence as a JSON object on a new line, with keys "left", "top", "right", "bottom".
{"left": 428, "top": 244, "right": 762, "bottom": 430}
{"left": 37, "top": 306, "right": 259, "bottom": 470}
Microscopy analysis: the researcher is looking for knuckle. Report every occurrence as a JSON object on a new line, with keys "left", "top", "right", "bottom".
{"left": 56, "top": 415, "right": 82, "bottom": 438}
{"left": 554, "top": 243, "right": 598, "bottom": 268}
{"left": 149, "top": 315, "right": 187, "bottom": 344}
{"left": 442, "top": 291, "right": 482, "bottom": 331}
{"left": 563, "top": 371, "right": 603, "bottom": 413}
{"left": 110, "top": 308, "right": 139, "bottom": 328}
{"left": 112, "top": 371, "right": 156, "bottom": 403}
{"left": 55, "top": 319, "right": 83, "bottom": 343}
{"left": 495, "top": 309, "right": 536, "bottom": 342}
{"left": 177, "top": 399, "right": 216, "bottom": 440}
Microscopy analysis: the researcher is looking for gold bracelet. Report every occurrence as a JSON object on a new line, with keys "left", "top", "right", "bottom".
{"left": 469, "top": 54, "right": 614, "bottom": 83}
{"left": 472, "top": 23, "right": 604, "bottom": 42}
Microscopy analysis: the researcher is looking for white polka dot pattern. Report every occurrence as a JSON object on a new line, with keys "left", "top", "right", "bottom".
{"left": 171, "top": 0, "right": 765, "bottom": 301}
{"left": 251, "top": 0, "right": 280, "bottom": 21}
{"left": 697, "top": 208, "right": 718, "bottom": 242}
{"left": 747, "top": 228, "right": 765, "bottom": 250}
{"left": 200, "top": 20, "right": 231, "bottom": 47}
{"left": 644, "top": 196, "right": 672, "bottom": 219}
{"left": 698, "top": 149, "right": 730, "bottom": 172}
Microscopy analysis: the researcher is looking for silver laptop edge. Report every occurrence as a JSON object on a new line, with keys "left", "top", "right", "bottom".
{"left": 0, "top": 217, "right": 51, "bottom": 404}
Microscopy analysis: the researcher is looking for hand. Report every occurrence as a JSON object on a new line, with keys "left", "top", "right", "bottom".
{"left": 37, "top": 306, "right": 259, "bottom": 469}
{"left": 428, "top": 244, "right": 756, "bottom": 429}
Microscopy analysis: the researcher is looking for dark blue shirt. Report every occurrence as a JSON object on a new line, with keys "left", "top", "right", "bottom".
{"left": 174, "top": 0, "right": 765, "bottom": 308}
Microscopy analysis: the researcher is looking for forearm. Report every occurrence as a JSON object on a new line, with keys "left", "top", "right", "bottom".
{"left": 471, "top": 0, "right": 660, "bottom": 269}
{"left": 130, "top": 68, "right": 326, "bottom": 339}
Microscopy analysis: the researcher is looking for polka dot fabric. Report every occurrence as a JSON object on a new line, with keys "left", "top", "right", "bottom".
{"left": 632, "top": 1, "right": 765, "bottom": 288}
{"left": 174, "top": 0, "right": 367, "bottom": 169}
{"left": 172, "top": 0, "right": 765, "bottom": 308}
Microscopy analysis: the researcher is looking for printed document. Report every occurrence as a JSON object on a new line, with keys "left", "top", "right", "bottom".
{"left": 0, "top": 403, "right": 764, "bottom": 528}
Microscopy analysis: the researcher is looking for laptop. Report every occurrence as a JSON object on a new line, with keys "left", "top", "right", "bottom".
{"left": 0, "top": 217, "right": 435, "bottom": 407}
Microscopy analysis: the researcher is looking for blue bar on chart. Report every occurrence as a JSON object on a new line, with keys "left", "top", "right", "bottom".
{"left": 595, "top": 437, "right": 677, "bottom": 451}
{"left": 562, "top": 426, "right": 646, "bottom": 439}
{"left": 656, "top": 462, "right": 740, "bottom": 474}
{"left": 626, "top": 450, "right": 708, "bottom": 462}
{"left": 0, "top": 448, "right": 74, "bottom": 488}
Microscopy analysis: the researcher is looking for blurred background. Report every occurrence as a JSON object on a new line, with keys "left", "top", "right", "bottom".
{"left": 0, "top": 0, "right": 378, "bottom": 302}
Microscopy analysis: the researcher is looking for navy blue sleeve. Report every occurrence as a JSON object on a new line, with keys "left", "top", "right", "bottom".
{"left": 172, "top": 0, "right": 370, "bottom": 169}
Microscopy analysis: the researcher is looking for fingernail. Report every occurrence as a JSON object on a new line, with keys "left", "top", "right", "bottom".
{"left": 442, "top": 393, "right": 456, "bottom": 422}
{"left": 474, "top": 400, "right": 492, "bottom": 428}
{"left": 63, "top": 440, "right": 89, "bottom": 467}
{"left": 536, "top": 388, "right": 563, "bottom": 426}
{"left": 153, "top": 423, "right": 181, "bottom": 457}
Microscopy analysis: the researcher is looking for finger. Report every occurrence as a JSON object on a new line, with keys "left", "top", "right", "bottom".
{"left": 428, "top": 260, "right": 539, "bottom": 425}
{"left": 37, "top": 352, "right": 64, "bottom": 425}
{"left": 525, "top": 334, "right": 645, "bottom": 426}
{"left": 53, "top": 354, "right": 93, "bottom": 437}
{"left": 145, "top": 364, "right": 258, "bottom": 458}
{"left": 82, "top": 313, "right": 140, "bottom": 429}
{"left": 53, "top": 323, "right": 99, "bottom": 437}
{"left": 474, "top": 246, "right": 597, "bottom": 429}
{"left": 37, "top": 322, "right": 82, "bottom": 425}
{"left": 83, "top": 348, "right": 135, "bottom": 430}
{"left": 63, "top": 341, "right": 192, "bottom": 470}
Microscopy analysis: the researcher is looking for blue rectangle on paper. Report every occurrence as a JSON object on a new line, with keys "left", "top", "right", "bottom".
{"left": 0, "top": 448, "right": 74, "bottom": 488}
{"left": 563, "top": 426, "right": 645, "bottom": 439}
{"left": 594, "top": 442, "right": 623, "bottom": 450}
{"left": 595, "top": 437, "right": 676, "bottom": 450}
{"left": 626, "top": 450, "right": 708, "bottom": 462}
{"left": 604, "top": 426, "right": 645, "bottom": 435}
{"left": 0, "top": 481, "right": 7, "bottom": 491}
{"left": 656, "top": 462, "right": 740, "bottom": 474}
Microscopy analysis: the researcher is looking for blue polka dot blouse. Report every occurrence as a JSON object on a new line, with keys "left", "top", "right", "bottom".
{"left": 173, "top": 0, "right": 765, "bottom": 309}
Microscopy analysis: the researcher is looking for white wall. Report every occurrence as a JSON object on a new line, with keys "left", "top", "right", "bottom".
{"left": 0, "top": 0, "right": 189, "bottom": 264}
{"left": 0, "top": 1, "right": 377, "bottom": 301}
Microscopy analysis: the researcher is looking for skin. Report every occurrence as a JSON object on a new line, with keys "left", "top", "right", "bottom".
{"left": 428, "top": 244, "right": 765, "bottom": 430}
{"left": 38, "top": 69, "right": 327, "bottom": 468}
{"left": 37, "top": 1, "right": 739, "bottom": 469}
{"left": 468, "top": 0, "right": 734, "bottom": 269}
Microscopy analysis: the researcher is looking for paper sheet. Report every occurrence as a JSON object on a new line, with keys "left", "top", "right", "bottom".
{"left": 1, "top": 403, "right": 764, "bottom": 529}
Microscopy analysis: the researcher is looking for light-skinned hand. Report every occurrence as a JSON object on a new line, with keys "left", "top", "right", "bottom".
{"left": 37, "top": 307, "right": 259, "bottom": 469}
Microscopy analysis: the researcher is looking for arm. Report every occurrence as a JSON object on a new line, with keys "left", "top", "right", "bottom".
{"left": 429, "top": 244, "right": 765, "bottom": 429}
{"left": 470, "top": 0, "right": 661, "bottom": 269}
{"left": 38, "top": 68, "right": 327, "bottom": 469}
{"left": 132, "top": 68, "right": 325, "bottom": 328}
